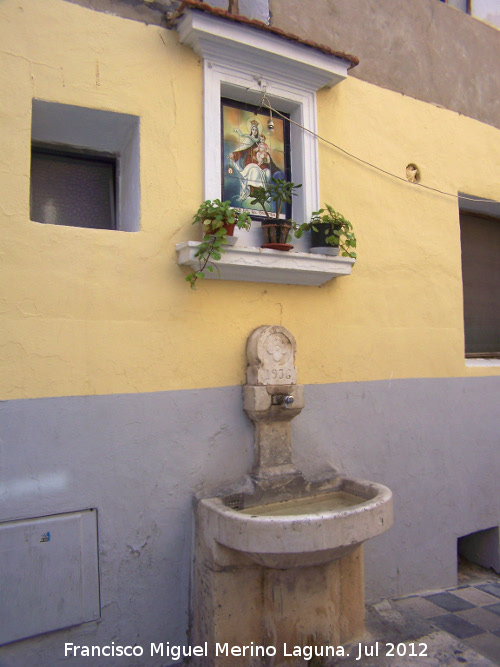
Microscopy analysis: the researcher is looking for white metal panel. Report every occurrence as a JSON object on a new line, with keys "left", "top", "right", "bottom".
{"left": 0, "top": 509, "right": 100, "bottom": 645}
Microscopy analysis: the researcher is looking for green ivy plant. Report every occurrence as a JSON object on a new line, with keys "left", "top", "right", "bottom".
{"left": 186, "top": 199, "right": 252, "bottom": 289}
{"left": 295, "top": 203, "right": 357, "bottom": 258}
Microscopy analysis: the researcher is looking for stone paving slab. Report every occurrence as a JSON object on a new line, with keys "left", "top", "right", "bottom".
{"left": 476, "top": 585, "right": 500, "bottom": 600}
{"left": 457, "top": 607, "right": 500, "bottom": 634}
{"left": 465, "top": 633, "right": 500, "bottom": 665}
{"left": 423, "top": 592, "right": 475, "bottom": 613}
{"left": 486, "top": 604, "right": 500, "bottom": 617}
{"left": 396, "top": 596, "right": 450, "bottom": 619}
{"left": 337, "top": 631, "right": 496, "bottom": 666}
{"left": 454, "top": 588, "right": 500, "bottom": 607}
{"left": 387, "top": 574, "right": 500, "bottom": 666}
{"left": 431, "top": 613, "right": 485, "bottom": 639}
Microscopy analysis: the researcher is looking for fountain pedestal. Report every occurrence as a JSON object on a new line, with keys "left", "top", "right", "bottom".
{"left": 191, "top": 326, "right": 393, "bottom": 665}
{"left": 193, "top": 527, "right": 365, "bottom": 666}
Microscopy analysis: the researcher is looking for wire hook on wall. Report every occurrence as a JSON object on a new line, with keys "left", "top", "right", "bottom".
{"left": 254, "top": 78, "right": 275, "bottom": 133}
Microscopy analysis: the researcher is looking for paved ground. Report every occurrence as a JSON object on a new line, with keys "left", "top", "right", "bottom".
{"left": 339, "top": 562, "right": 500, "bottom": 667}
{"left": 180, "top": 561, "right": 499, "bottom": 666}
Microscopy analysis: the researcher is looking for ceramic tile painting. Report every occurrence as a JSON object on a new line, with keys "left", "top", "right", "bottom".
{"left": 221, "top": 99, "right": 290, "bottom": 219}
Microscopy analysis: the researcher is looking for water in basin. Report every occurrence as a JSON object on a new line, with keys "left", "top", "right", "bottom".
{"left": 240, "top": 490, "right": 364, "bottom": 517}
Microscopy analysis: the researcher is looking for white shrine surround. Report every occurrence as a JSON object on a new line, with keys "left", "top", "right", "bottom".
{"left": 175, "top": 7, "right": 357, "bottom": 285}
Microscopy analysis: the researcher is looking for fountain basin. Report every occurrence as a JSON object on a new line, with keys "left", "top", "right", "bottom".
{"left": 199, "top": 477, "right": 393, "bottom": 569}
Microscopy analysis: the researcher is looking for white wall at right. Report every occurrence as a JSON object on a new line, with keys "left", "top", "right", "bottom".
{"left": 472, "top": 0, "right": 500, "bottom": 29}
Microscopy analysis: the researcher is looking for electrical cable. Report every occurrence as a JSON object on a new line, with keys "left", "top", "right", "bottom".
{"left": 258, "top": 96, "right": 499, "bottom": 206}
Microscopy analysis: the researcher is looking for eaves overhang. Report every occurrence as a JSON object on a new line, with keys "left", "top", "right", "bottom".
{"left": 175, "top": 1, "right": 358, "bottom": 91}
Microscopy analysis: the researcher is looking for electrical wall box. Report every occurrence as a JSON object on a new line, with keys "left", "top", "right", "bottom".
{"left": 0, "top": 509, "right": 100, "bottom": 645}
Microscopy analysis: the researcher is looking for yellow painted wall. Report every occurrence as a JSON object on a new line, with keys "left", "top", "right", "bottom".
{"left": 1, "top": 0, "right": 499, "bottom": 400}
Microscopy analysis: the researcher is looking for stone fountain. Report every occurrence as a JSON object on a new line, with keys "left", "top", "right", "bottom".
{"left": 191, "top": 326, "right": 393, "bottom": 666}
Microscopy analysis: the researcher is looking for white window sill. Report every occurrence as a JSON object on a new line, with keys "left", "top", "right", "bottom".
{"left": 176, "top": 241, "right": 355, "bottom": 286}
{"left": 465, "top": 358, "right": 500, "bottom": 367}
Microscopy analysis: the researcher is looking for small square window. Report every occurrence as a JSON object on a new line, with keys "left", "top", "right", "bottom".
{"left": 31, "top": 100, "right": 140, "bottom": 232}
{"left": 440, "top": 0, "right": 470, "bottom": 12}
{"left": 31, "top": 147, "right": 116, "bottom": 229}
{"left": 460, "top": 207, "right": 500, "bottom": 357}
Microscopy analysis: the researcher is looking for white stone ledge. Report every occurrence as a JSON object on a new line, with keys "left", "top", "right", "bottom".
{"left": 176, "top": 241, "right": 355, "bottom": 286}
{"left": 465, "top": 358, "right": 500, "bottom": 367}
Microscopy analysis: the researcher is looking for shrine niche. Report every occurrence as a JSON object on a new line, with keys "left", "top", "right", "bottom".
{"left": 221, "top": 98, "right": 291, "bottom": 221}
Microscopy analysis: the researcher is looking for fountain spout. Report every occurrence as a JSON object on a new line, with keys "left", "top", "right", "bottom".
{"left": 243, "top": 325, "right": 304, "bottom": 483}
{"left": 273, "top": 394, "right": 294, "bottom": 407}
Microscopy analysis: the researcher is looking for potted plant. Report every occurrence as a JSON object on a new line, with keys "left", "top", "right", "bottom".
{"left": 250, "top": 178, "right": 302, "bottom": 250}
{"left": 295, "top": 204, "right": 357, "bottom": 258}
{"left": 186, "top": 199, "right": 252, "bottom": 289}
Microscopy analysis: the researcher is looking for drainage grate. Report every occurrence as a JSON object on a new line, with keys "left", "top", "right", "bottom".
{"left": 223, "top": 494, "right": 244, "bottom": 511}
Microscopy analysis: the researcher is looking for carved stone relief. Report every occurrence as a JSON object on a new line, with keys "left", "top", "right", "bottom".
{"left": 246, "top": 325, "right": 297, "bottom": 386}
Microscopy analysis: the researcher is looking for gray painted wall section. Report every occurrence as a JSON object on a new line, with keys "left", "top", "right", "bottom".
{"left": 63, "top": 0, "right": 271, "bottom": 28}
{"left": 294, "top": 377, "right": 500, "bottom": 601}
{"left": 269, "top": 0, "right": 500, "bottom": 131}
{"left": 0, "top": 376, "right": 499, "bottom": 664}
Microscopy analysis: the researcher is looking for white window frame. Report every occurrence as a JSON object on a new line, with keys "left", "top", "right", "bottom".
{"left": 177, "top": 10, "right": 350, "bottom": 249}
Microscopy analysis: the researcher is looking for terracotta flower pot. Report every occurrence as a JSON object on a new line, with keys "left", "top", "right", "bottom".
{"left": 206, "top": 222, "right": 235, "bottom": 237}
{"left": 261, "top": 221, "right": 293, "bottom": 250}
